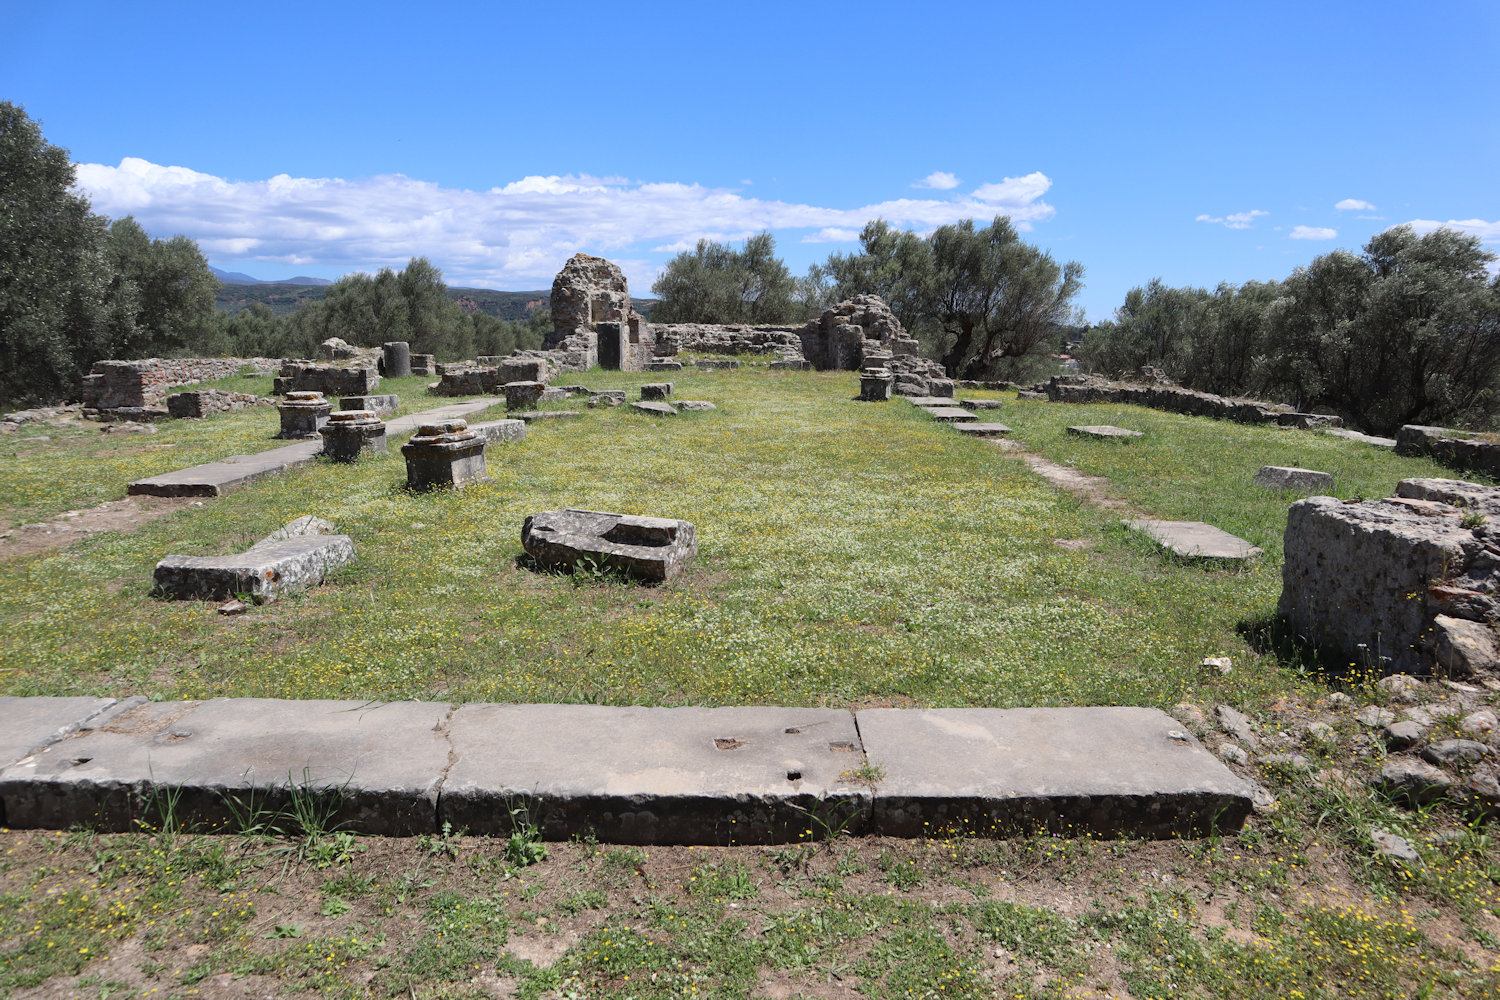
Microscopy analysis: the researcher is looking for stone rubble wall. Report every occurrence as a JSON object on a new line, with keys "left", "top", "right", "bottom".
{"left": 432, "top": 352, "right": 561, "bottom": 396}
{"left": 166, "top": 390, "right": 272, "bottom": 419}
{"left": 1040, "top": 375, "right": 1343, "bottom": 428}
{"left": 654, "top": 324, "right": 805, "bottom": 358}
{"left": 275, "top": 362, "right": 380, "bottom": 397}
{"left": 798, "top": 295, "right": 918, "bottom": 371}
{"left": 81, "top": 358, "right": 279, "bottom": 412}
{"left": 1280, "top": 478, "right": 1500, "bottom": 677}
{"left": 1396, "top": 425, "right": 1500, "bottom": 479}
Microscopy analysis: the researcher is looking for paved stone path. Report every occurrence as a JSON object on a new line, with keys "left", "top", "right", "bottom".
{"left": 0, "top": 697, "right": 1254, "bottom": 843}
{"left": 128, "top": 397, "right": 504, "bottom": 497}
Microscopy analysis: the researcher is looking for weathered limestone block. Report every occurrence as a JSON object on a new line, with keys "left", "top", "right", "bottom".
{"left": 153, "top": 518, "right": 354, "bottom": 604}
{"left": 503, "top": 381, "right": 545, "bottom": 411}
{"left": 588, "top": 390, "right": 627, "bottom": 407}
{"left": 641, "top": 383, "right": 673, "bottom": 401}
{"left": 859, "top": 369, "right": 894, "bottom": 401}
{"left": 468, "top": 419, "right": 527, "bottom": 444}
{"left": 675, "top": 400, "right": 717, "bottom": 411}
{"left": 768, "top": 359, "right": 811, "bottom": 371}
{"left": 1432, "top": 615, "right": 1500, "bottom": 678}
{"left": 928, "top": 378, "right": 956, "bottom": 398}
{"left": 1279, "top": 481, "right": 1500, "bottom": 675}
{"left": 644, "top": 360, "right": 684, "bottom": 371}
{"left": 402, "top": 420, "right": 489, "bottom": 490}
{"left": 1068, "top": 425, "right": 1142, "bottom": 440}
{"left": 1277, "top": 412, "right": 1344, "bottom": 429}
{"left": 277, "top": 391, "right": 332, "bottom": 439}
{"left": 340, "top": 394, "right": 398, "bottom": 417}
{"left": 1254, "top": 466, "right": 1334, "bottom": 493}
{"left": 320, "top": 410, "right": 386, "bottom": 462}
{"left": 322, "top": 337, "right": 356, "bottom": 360}
{"left": 167, "top": 390, "right": 267, "bottom": 419}
{"left": 382, "top": 341, "right": 412, "bottom": 378}
{"left": 278, "top": 362, "right": 380, "bottom": 397}
{"left": 1126, "top": 520, "right": 1263, "bottom": 564}
{"left": 410, "top": 353, "right": 436, "bottom": 376}
{"left": 521, "top": 508, "right": 696, "bottom": 583}
{"left": 925, "top": 406, "right": 979, "bottom": 423}
{"left": 1397, "top": 425, "right": 1500, "bottom": 479}
{"left": 798, "top": 295, "right": 908, "bottom": 370}
{"left": 696, "top": 359, "right": 739, "bottom": 370}
{"left": 632, "top": 401, "right": 678, "bottom": 416}
{"left": 954, "top": 423, "right": 1013, "bottom": 437}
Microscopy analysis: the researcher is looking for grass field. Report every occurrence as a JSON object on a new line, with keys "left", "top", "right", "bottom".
{"left": 0, "top": 366, "right": 1497, "bottom": 998}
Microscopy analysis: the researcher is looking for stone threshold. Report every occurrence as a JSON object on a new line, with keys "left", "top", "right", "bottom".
{"left": 0, "top": 697, "right": 1253, "bottom": 844}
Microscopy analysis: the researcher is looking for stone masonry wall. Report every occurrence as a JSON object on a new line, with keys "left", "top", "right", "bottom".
{"left": 1396, "top": 425, "right": 1500, "bottom": 480}
{"left": 1041, "top": 375, "right": 1343, "bottom": 429}
{"left": 275, "top": 362, "right": 380, "bottom": 397}
{"left": 1280, "top": 478, "right": 1500, "bottom": 677}
{"left": 81, "top": 358, "right": 279, "bottom": 411}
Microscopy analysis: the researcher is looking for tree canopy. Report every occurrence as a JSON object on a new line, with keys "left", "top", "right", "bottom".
{"left": 650, "top": 233, "right": 819, "bottom": 325}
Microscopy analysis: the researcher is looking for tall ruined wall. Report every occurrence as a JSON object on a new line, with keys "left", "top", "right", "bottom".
{"left": 798, "top": 296, "right": 919, "bottom": 370}
{"left": 543, "top": 254, "right": 637, "bottom": 370}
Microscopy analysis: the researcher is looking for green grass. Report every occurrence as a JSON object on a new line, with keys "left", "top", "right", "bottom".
{"left": 0, "top": 369, "right": 1480, "bottom": 707}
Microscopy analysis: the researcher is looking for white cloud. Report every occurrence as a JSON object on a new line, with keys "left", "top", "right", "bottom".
{"left": 802, "top": 228, "right": 861, "bottom": 243}
{"left": 1290, "top": 226, "right": 1338, "bottom": 240}
{"left": 1196, "top": 209, "right": 1268, "bottom": 230}
{"left": 913, "top": 171, "right": 960, "bottom": 190}
{"left": 72, "top": 158, "right": 1058, "bottom": 288}
{"left": 1403, "top": 218, "right": 1500, "bottom": 242}
{"left": 1335, "top": 198, "right": 1375, "bottom": 211}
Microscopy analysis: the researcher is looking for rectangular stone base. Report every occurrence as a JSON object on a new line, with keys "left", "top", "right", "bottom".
{"left": 154, "top": 534, "right": 356, "bottom": 602}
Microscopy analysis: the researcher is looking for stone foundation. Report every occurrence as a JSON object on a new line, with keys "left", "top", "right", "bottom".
{"left": 277, "top": 361, "right": 380, "bottom": 397}
{"left": 81, "top": 357, "right": 279, "bottom": 414}
{"left": 521, "top": 508, "right": 697, "bottom": 583}
{"left": 166, "top": 390, "right": 270, "bottom": 419}
{"left": 320, "top": 411, "right": 387, "bottom": 462}
{"left": 1039, "top": 375, "right": 1342, "bottom": 428}
{"left": 277, "top": 391, "right": 332, "bottom": 439}
{"left": 402, "top": 420, "right": 489, "bottom": 490}
{"left": 1279, "top": 478, "right": 1500, "bottom": 677}
{"left": 1396, "top": 425, "right": 1500, "bottom": 479}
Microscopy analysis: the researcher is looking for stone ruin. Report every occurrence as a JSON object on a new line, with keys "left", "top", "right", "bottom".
{"left": 1281, "top": 478, "right": 1500, "bottom": 679}
{"left": 402, "top": 419, "right": 489, "bottom": 491}
{"left": 1037, "top": 374, "right": 1344, "bottom": 429}
{"left": 543, "top": 254, "right": 656, "bottom": 371}
{"left": 797, "top": 295, "right": 920, "bottom": 370}
{"left": 1397, "top": 425, "right": 1500, "bottom": 480}
{"left": 81, "top": 357, "right": 278, "bottom": 420}
{"left": 275, "top": 361, "right": 380, "bottom": 397}
{"left": 153, "top": 515, "right": 354, "bottom": 605}
{"left": 432, "top": 353, "right": 559, "bottom": 397}
{"left": 320, "top": 410, "right": 386, "bottom": 462}
{"left": 277, "top": 391, "right": 331, "bottom": 439}
{"left": 166, "top": 390, "right": 270, "bottom": 420}
{"left": 521, "top": 508, "right": 697, "bottom": 583}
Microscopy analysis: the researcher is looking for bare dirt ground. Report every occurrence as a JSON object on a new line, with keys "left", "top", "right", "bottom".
{"left": 0, "top": 494, "right": 201, "bottom": 562}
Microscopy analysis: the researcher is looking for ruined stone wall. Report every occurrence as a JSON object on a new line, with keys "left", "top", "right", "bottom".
{"left": 1280, "top": 479, "right": 1500, "bottom": 677}
{"left": 166, "top": 390, "right": 271, "bottom": 419}
{"left": 274, "top": 362, "right": 379, "bottom": 397}
{"left": 80, "top": 358, "right": 280, "bottom": 411}
{"left": 543, "top": 254, "right": 636, "bottom": 370}
{"left": 798, "top": 296, "right": 918, "bottom": 370}
{"left": 1396, "top": 425, "right": 1500, "bottom": 480}
{"left": 654, "top": 324, "right": 805, "bottom": 358}
{"left": 1041, "top": 375, "right": 1343, "bottom": 428}
{"left": 432, "top": 353, "right": 561, "bottom": 396}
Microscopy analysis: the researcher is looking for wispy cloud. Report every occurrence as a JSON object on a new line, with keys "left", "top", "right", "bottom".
{"left": 1196, "top": 210, "right": 1268, "bottom": 230}
{"left": 913, "top": 171, "right": 960, "bottom": 190}
{"left": 1335, "top": 198, "right": 1375, "bottom": 211}
{"left": 802, "top": 228, "right": 861, "bottom": 243}
{"left": 1289, "top": 226, "right": 1338, "bottom": 240}
{"left": 73, "top": 158, "right": 1057, "bottom": 288}
{"left": 1403, "top": 218, "right": 1500, "bottom": 242}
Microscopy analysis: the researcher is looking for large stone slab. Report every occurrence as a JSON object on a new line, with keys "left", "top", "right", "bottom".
{"left": 954, "top": 423, "right": 1013, "bottom": 437}
{"left": 859, "top": 707, "right": 1254, "bottom": 837}
{"left": 469, "top": 419, "right": 528, "bottom": 444}
{"left": 924, "top": 406, "right": 979, "bottom": 423}
{"left": 1253, "top": 465, "right": 1334, "bottom": 492}
{"left": 1125, "top": 519, "right": 1263, "bottom": 563}
{"left": 153, "top": 520, "right": 355, "bottom": 602}
{"left": 0, "top": 699, "right": 451, "bottom": 834}
{"left": 0, "top": 697, "right": 121, "bottom": 771}
{"left": 440, "top": 705, "right": 870, "bottom": 844}
{"left": 631, "top": 401, "right": 678, "bottom": 417}
{"left": 340, "top": 394, "right": 398, "bottom": 417}
{"left": 905, "top": 396, "right": 959, "bottom": 407}
{"left": 959, "top": 399, "right": 1004, "bottom": 411}
{"left": 1325, "top": 427, "right": 1397, "bottom": 448}
{"left": 1068, "top": 425, "right": 1142, "bottom": 440}
{"left": 521, "top": 508, "right": 696, "bottom": 583}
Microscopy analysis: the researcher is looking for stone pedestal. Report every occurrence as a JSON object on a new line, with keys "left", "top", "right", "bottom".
{"left": 321, "top": 410, "right": 387, "bottom": 462}
{"left": 502, "top": 381, "right": 545, "bottom": 411}
{"left": 859, "top": 368, "right": 893, "bottom": 401}
{"left": 277, "top": 391, "right": 331, "bottom": 439}
{"left": 402, "top": 420, "right": 489, "bottom": 490}
{"left": 410, "top": 353, "right": 435, "bottom": 376}
{"left": 641, "top": 382, "right": 673, "bottom": 401}
{"left": 382, "top": 341, "right": 412, "bottom": 378}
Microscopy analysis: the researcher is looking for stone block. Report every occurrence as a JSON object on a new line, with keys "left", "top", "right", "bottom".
{"left": 644, "top": 360, "right": 684, "bottom": 371}
{"left": 410, "top": 353, "right": 436, "bottom": 376}
{"left": 382, "top": 341, "right": 412, "bottom": 378}
{"left": 1068, "top": 425, "right": 1142, "bottom": 440}
{"left": 696, "top": 359, "right": 739, "bottom": 370}
{"left": 1254, "top": 466, "right": 1334, "bottom": 492}
{"left": 468, "top": 419, "right": 527, "bottom": 444}
{"left": 277, "top": 391, "right": 331, "bottom": 439}
{"left": 514, "top": 410, "right": 582, "bottom": 423}
{"left": 631, "top": 401, "right": 678, "bottom": 416}
{"left": 167, "top": 390, "right": 266, "bottom": 419}
{"left": 859, "top": 707, "right": 1254, "bottom": 838}
{"left": 1432, "top": 615, "right": 1498, "bottom": 679}
{"left": 924, "top": 407, "right": 979, "bottom": 423}
{"left": 0, "top": 697, "right": 121, "bottom": 771}
{"left": 1276, "top": 412, "right": 1343, "bottom": 429}
{"left": 340, "top": 394, "right": 398, "bottom": 417}
{"left": 959, "top": 399, "right": 1004, "bottom": 410}
{"left": 401, "top": 420, "right": 490, "bottom": 490}
{"left": 502, "top": 381, "right": 545, "bottom": 411}
{"left": 1325, "top": 427, "right": 1397, "bottom": 447}
{"left": 641, "top": 382, "right": 674, "bottom": 400}
{"left": 0, "top": 699, "right": 449, "bottom": 834}
{"left": 320, "top": 410, "right": 387, "bottom": 462}
{"left": 154, "top": 520, "right": 355, "bottom": 603}
{"left": 905, "top": 396, "right": 958, "bottom": 406}
{"left": 768, "top": 359, "right": 811, "bottom": 371}
{"left": 1126, "top": 520, "right": 1263, "bottom": 564}
{"left": 521, "top": 508, "right": 696, "bottom": 583}
{"left": 588, "top": 390, "right": 627, "bottom": 407}
{"left": 928, "top": 378, "right": 956, "bottom": 398}
{"left": 440, "top": 705, "right": 869, "bottom": 844}
{"left": 954, "top": 423, "right": 1013, "bottom": 437}
{"left": 675, "top": 401, "right": 717, "bottom": 411}
{"left": 859, "top": 370, "right": 894, "bottom": 401}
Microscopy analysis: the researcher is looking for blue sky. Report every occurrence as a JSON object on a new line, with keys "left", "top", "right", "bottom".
{"left": 4, "top": 0, "right": 1496, "bottom": 321}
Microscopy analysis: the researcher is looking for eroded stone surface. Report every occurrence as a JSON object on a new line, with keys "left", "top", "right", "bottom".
{"left": 521, "top": 508, "right": 696, "bottom": 583}
{"left": 340, "top": 394, "right": 398, "bottom": 417}
{"left": 1254, "top": 466, "right": 1334, "bottom": 492}
{"left": 631, "top": 401, "right": 677, "bottom": 417}
{"left": 954, "top": 423, "right": 1013, "bottom": 437}
{"left": 641, "top": 383, "right": 673, "bottom": 401}
{"left": 924, "top": 406, "right": 979, "bottom": 423}
{"left": 320, "top": 410, "right": 386, "bottom": 462}
{"left": 153, "top": 518, "right": 354, "bottom": 603}
{"left": 402, "top": 420, "right": 490, "bottom": 491}
{"left": 1068, "top": 425, "right": 1143, "bottom": 440}
{"left": 1126, "top": 520, "right": 1263, "bottom": 563}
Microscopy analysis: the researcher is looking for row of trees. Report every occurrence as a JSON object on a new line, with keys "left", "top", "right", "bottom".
{"left": 650, "top": 220, "right": 1085, "bottom": 381}
{"left": 1, "top": 102, "right": 220, "bottom": 404}
{"left": 1081, "top": 227, "right": 1500, "bottom": 433}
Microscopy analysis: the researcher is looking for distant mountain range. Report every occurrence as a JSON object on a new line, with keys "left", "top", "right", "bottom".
{"left": 210, "top": 266, "right": 332, "bottom": 286}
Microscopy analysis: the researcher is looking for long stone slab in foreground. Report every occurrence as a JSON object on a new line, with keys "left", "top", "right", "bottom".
{"left": 1125, "top": 519, "right": 1264, "bottom": 563}
{"left": 0, "top": 700, "right": 1255, "bottom": 841}
{"left": 860, "top": 707, "right": 1253, "bottom": 837}
{"left": 0, "top": 699, "right": 451, "bottom": 835}
{"left": 442, "top": 705, "right": 869, "bottom": 845}
{"left": 127, "top": 397, "right": 504, "bottom": 497}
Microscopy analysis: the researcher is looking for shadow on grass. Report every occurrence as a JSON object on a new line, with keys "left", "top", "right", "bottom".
{"left": 1237, "top": 611, "right": 1387, "bottom": 688}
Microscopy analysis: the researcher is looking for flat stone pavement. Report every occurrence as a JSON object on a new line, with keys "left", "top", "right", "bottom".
{"left": 1125, "top": 519, "right": 1264, "bottom": 564}
{"left": 0, "top": 697, "right": 1254, "bottom": 843}
{"left": 128, "top": 397, "right": 505, "bottom": 497}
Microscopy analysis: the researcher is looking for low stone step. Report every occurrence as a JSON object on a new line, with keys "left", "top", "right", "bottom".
{"left": 924, "top": 407, "right": 979, "bottom": 423}
{"left": 153, "top": 530, "right": 356, "bottom": 603}
{"left": 0, "top": 699, "right": 1255, "bottom": 842}
{"left": 1068, "top": 425, "right": 1142, "bottom": 440}
{"left": 1125, "top": 519, "right": 1263, "bottom": 563}
{"left": 954, "top": 422, "right": 1013, "bottom": 437}
{"left": 1325, "top": 427, "right": 1397, "bottom": 448}
{"left": 631, "top": 401, "right": 678, "bottom": 416}
{"left": 905, "top": 396, "right": 959, "bottom": 407}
